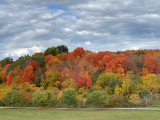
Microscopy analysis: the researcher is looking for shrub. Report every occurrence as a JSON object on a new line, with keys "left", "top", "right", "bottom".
{"left": 60, "top": 89, "right": 77, "bottom": 108}
{"left": 78, "top": 88, "right": 85, "bottom": 94}
{"left": 129, "top": 94, "right": 141, "bottom": 106}
{"left": 0, "top": 100, "right": 4, "bottom": 106}
{"left": 0, "top": 87, "right": 11, "bottom": 100}
{"left": 109, "top": 94, "right": 130, "bottom": 107}
{"left": 32, "top": 90, "right": 51, "bottom": 107}
{"left": 48, "top": 94, "right": 58, "bottom": 107}
{"left": 21, "top": 92, "right": 32, "bottom": 107}
{"left": 3, "top": 89, "right": 22, "bottom": 106}
{"left": 87, "top": 91, "right": 110, "bottom": 107}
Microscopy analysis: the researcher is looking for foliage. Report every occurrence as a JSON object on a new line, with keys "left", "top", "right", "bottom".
{"left": 114, "top": 79, "right": 133, "bottom": 98}
{"left": 20, "top": 83, "right": 39, "bottom": 92}
{"left": 7, "top": 71, "right": 12, "bottom": 86}
{"left": 0, "top": 75, "right": 2, "bottom": 84}
{"left": 90, "top": 69, "right": 103, "bottom": 84}
{"left": 96, "top": 73, "right": 121, "bottom": 89}
{"left": 57, "top": 45, "right": 69, "bottom": 54}
{"left": 1, "top": 47, "right": 160, "bottom": 107}
{"left": 32, "top": 55, "right": 45, "bottom": 68}
{"left": 129, "top": 94, "right": 141, "bottom": 106}
{"left": 0, "top": 71, "right": 6, "bottom": 82}
{"left": 78, "top": 88, "right": 85, "bottom": 94}
{"left": 3, "top": 89, "right": 22, "bottom": 106}
{"left": 60, "top": 89, "right": 77, "bottom": 108}
{"left": 0, "top": 87, "right": 11, "bottom": 100}
{"left": 32, "top": 90, "right": 51, "bottom": 106}
{"left": 62, "top": 79, "right": 78, "bottom": 90}
{"left": 86, "top": 72, "right": 92, "bottom": 89}
{"left": 88, "top": 91, "right": 110, "bottom": 106}
{"left": 35, "top": 69, "right": 44, "bottom": 87}
{"left": 44, "top": 46, "right": 59, "bottom": 56}
{"left": 45, "top": 70, "right": 61, "bottom": 87}
{"left": 21, "top": 92, "right": 32, "bottom": 107}
{"left": 32, "top": 52, "right": 44, "bottom": 56}
{"left": 0, "top": 57, "right": 13, "bottom": 67}
{"left": 22, "top": 65, "right": 35, "bottom": 83}
{"left": 6, "top": 58, "right": 28, "bottom": 75}
{"left": 109, "top": 94, "right": 129, "bottom": 107}
{"left": 141, "top": 74, "right": 160, "bottom": 94}
{"left": 29, "top": 61, "right": 40, "bottom": 71}
{"left": 12, "top": 76, "right": 21, "bottom": 84}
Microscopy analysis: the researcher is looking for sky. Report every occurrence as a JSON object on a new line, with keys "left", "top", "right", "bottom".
{"left": 0, "top": 0, "right": 160, "bottom": 60}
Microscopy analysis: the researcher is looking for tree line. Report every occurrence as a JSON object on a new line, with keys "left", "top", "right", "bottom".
{"left": 0, "top": 45, "right": 160, "bottom": 107}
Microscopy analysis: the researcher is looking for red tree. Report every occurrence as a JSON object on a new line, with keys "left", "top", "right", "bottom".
{"left": 7, "top": 71, "right": 12, "bottom": 86}
{"left": 86, "top": 72, "right": 92, "bottom": 88}
{"left": 22, "top": 65, "right": 35, "bottom": 83}
{"left": 57, "top": 53, "right": 68, "bottom": 61}
{"left": 29, "top": 61, "right": 40, "bottom": 71}
{"left": 1, "top": 71, "right": 6, "bottom": 82}
{"left": 69, "top": 47, "right": 85, "bottom": 62}
{"left": 4, "top": 64, "right": 12, "bottom": 70}
{"left": 45, "top": 55, "right": 54, "bottom": 64}
{"left": 32, "top": 52, "right": 44, "bottom": 56}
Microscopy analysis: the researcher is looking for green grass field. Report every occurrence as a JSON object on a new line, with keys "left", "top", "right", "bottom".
{"left": 0, "top": 109, "right": 159, "bottom": 120}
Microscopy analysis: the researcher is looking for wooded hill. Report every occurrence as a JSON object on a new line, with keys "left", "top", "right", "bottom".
{"left": 0, "top": 45, "right": 160, "bottom": 107}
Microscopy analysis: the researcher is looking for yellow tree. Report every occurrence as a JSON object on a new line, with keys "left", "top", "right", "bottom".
{"left": 114, "top": 79, "right": 132, "bottom": 98}
{"left": 141, "top": 74, "right": 160, "bottom": 94}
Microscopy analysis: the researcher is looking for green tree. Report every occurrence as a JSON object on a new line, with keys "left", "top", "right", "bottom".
{"left": 60, "top": 89, "right": 77, "bottom": 108}
{"left": 3, "top": 89, "right": 22, "bottom": 106}
{"left": 35, "top": 69, "right": 44, "bottom": 87}
{"left": 108, "top": 77, "right": 122, "bottom": 93}
{"left": 57, "top": 45, "right": 69, "bottom": 54}
{"left": 0, "top": 57, "right": 13, "bottom": 67}
{"left": 32, "top": 90, "right": 51, "bottom": 107}
{"left": 44, "top": 47, "right": 59, "bottom": 56}
{"left": 96, "top": 73, "right": 121, "bottom": 89}
{"left": 88, "top": 91, "right": 110, "bottom": 107}
{"left": 32, "top": 55, "right": 45, "bottom": 68}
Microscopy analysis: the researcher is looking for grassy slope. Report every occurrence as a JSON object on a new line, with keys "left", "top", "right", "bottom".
{"left": 0, "top": 109, "right": 159, "bottom": 120}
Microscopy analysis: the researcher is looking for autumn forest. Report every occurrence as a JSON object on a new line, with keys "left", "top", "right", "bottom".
{"left": 0, "top": 45, "right": 160, "bottom": 107}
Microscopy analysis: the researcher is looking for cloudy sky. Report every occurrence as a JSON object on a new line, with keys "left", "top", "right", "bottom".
{"left": 0, "top": 0, "right": 160, "bottom": 60}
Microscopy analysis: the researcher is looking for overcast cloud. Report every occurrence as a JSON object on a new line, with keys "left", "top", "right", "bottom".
{"left": 0, "top": 0, "right": 160, "bottom": 60}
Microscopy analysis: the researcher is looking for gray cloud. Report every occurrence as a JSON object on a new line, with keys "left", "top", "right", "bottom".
{"left": 0, "top": 0, "right": 160, "bottom": 60}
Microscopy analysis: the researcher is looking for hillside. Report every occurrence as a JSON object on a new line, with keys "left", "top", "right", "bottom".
{"left": 0, "top": 46, "right": 160, "bottom": 107}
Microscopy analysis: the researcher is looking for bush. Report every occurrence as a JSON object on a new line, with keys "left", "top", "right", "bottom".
{"left": 78, "top": 88, "right": 85, "bottom": 94}
{"left": 32, "top": 90, "right": 51, "bottom": 107}
{"left": 0, "top": 87, "right": 11, "bottom": 100}
{"left": 21, "top": 92, "right": 32, "bottom": 107}
{"left": 87, "top": 91, "right": 110, "bottom": 107}
{"left": 48, "top": 94, "right": 58, "bottom": 107}
{"left": 3, "top": 89, "right": 22, "bottom": 106}
{"left": 60, "top": 89, "right": 77, "bottom": 108}
{"left": 109, "top": 94, "right": 130, "bottom": 107}
{"left": 0, "top": 100, "right": 4, "bottom": 106}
